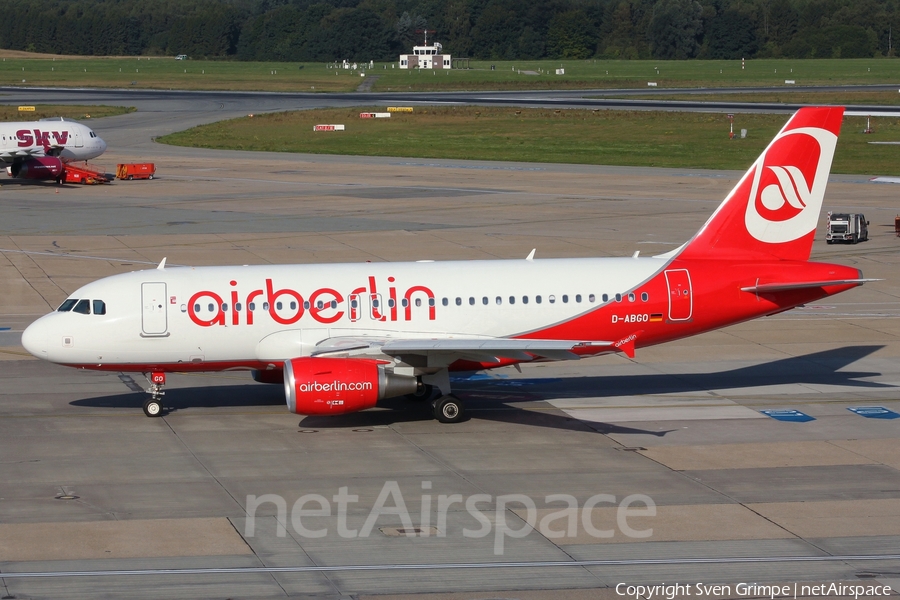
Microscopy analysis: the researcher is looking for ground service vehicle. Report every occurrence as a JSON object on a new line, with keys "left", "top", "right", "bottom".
{"left": 116, "top": 163, "right": 155, "bottom": 180}
{"left": 826, "top": 212, "right": 868, "bottom": 244}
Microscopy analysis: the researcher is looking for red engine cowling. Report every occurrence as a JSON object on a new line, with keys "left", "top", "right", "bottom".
{"left": 284, "top": 357, "right": 418, "bottom": 416}
{"left": 8, "top": 157, "right": 64, "bottom": 180}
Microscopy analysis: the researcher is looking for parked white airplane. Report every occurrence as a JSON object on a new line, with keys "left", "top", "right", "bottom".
{"left": 22, "top": 107, "right": 870, "bottom": 422}
{"left": 0, "top": 118, "right": 106, "bottom": 180}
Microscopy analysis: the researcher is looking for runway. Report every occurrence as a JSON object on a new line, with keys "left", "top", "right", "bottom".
{"left": 3, "top": 83, "right": 900, "bottom": 150}
{"left": 0, "top": 92, "right": 900, "bottom": 598}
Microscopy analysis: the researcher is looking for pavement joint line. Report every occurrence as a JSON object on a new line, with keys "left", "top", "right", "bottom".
{"left": 0, "top": 349, "right": 31, "bottom": 357}
{"left": 2, "top": 554, "right": 899, "bottom": 579}
{"left": 0, "top": 248, "right": 181, "bottom": 267}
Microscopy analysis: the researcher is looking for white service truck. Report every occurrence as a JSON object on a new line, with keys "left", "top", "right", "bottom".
{"left": 826, "top": 212, "right": 869, "bottom": 244}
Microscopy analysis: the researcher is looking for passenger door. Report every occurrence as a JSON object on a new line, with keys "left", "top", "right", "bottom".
{"left": 665, "top": 269, "right": 693, "bottom": 321}
{"left": 141, "top": 282, "right": 168, "bottom": 336}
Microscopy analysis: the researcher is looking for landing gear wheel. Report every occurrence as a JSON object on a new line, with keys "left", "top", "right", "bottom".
{"left": 143, "top": 398, "right": 163, "bottom": 417}
{"left": 432, "top": 395, "right": 465, "bottom": 423}
{"left": 407, "top": 383, "right": 434, "bottom": 402}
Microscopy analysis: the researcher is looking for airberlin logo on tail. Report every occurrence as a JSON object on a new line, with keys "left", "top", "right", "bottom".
{"left": 757, "top": 165, "right": 812, "bottom": 220}
{"left": 744, "top": 126, "right": 837, "bottom": 244}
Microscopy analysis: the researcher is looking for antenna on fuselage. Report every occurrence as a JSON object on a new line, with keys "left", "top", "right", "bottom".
{"left": 525, "top": 249, "right": 536, "bottom": 261}
{"left": 156, "top": 257, "right": 167, "bottom": 270}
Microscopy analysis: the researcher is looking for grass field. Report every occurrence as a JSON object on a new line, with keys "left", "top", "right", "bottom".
{"left": 1, "top": 52, "right": 899, "bottom": 93}
{"left": 0, "top": 104, "right": 133, "bottom": 120}
{"left": 157, "top": 107, "right": 900, "bottom": 175}
{"left": 375, "top": 59, "right": 900, "bottom": 92}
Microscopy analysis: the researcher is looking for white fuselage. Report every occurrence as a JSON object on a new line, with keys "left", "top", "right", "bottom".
{"left": 22, "top": 257, "right": 665, "bottom": 369}
{"left": 0, "top": 120, "right": 106, "bottom": 163}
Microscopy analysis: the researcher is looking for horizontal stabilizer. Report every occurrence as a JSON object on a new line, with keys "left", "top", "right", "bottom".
{"left": 741, "top": 279, "right": 879, "bottom": 293}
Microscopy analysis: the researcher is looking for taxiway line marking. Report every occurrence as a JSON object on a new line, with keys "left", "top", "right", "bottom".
{"left": 1, "top": 554, "right": 899, "bottom": 578}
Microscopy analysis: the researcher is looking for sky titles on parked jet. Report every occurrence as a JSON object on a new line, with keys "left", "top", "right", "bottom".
{"left": 16, "top": 129, "right": 70, "bottom": 147}
{"left": 187, "top": 275, "right": 437, "bottom": 327}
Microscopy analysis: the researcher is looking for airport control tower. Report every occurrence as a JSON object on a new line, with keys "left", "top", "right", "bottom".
{"left": 399, "top": 31, "right": 451, "bottom": 69}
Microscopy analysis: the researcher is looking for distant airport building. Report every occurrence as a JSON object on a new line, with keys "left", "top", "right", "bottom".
{"left": 399, "top": 35, "right": 450, "bottom": 69}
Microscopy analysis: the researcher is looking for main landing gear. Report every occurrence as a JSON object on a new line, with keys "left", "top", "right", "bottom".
{"left": 432, "top": 395, "right": 465, "bottom": 423}
{"left": 405, "top": 380, "right": 466, "bottom": 423}
{"left": 142, "top": 371, "right": 166, "bottom": 417}
{"left": 407, "top": 383, "right": 435, "bottom": 402}
{"left": 412, "top": 371, "right": 466, "bottom": 423}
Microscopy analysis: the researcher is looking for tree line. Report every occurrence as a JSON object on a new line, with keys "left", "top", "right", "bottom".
{"left": 0, "top": 0, "right": 896, "bottom": 62}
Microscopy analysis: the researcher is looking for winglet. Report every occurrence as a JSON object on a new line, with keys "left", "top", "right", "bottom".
{"left": 156, "top": 257, "right": 167, "bottom": 270}
{"left": 613, "top": 331, "right": 642, "bottom": 359}
{"left": 526, "top": 248, "right": 536, "bottom": 261}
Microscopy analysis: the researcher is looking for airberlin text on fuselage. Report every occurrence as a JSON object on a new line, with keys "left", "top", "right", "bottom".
{"left": 187, "top": 276, "right": 436, "bottom": 327}
{"left": 16, "top": 129, "right": 69, "bottom": 147}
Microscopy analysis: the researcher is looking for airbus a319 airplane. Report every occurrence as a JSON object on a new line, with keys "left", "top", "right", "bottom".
{"left": 0, "top": 117, "right": 106, "bottom": 180}
{"left": 23, "top": 107, "right": 871, "bottom": 422}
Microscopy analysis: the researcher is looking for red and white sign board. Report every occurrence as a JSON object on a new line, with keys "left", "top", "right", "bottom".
{"left": 313, "top": 124, "right": 345, "bottom": 131}
{"left": 359, "top": 112, "right": 391, "bottom": 119}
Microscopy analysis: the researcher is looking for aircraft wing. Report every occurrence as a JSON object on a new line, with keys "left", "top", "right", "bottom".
{"left": 382, "top": 338, "right": 588, "bottom": 362}
{"left": 308, "top": 336, "right": 626, "bottom": 366}
{"left": 0, "top": 148, "right": 42, "bottom": 162}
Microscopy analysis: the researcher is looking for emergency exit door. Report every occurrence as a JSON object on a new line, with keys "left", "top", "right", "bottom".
{"left": 142, "top": 282, "right": 168, "bottom": 335}
{"left": 664, "top": 269, "right": 692, "bottom": 321}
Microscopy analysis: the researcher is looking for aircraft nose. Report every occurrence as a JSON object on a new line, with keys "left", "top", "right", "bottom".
{"left": 21, "top": 317, "right": 50, "bottom": 360}
{"left": 98, "top": 137, "right": 107, "bottom": 153}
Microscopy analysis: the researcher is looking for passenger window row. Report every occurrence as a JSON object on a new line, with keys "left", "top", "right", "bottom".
{"left": 193, "top": 300, "right": 341, "bottom": 313}
{"left": 439, "top": 292, "right": 650, "bottom": 306}
{"left": 190, "top": 292, "right": 652, "bottom": 313}
{"left": 368, "top": 298, "right": 433, "bottom": 309}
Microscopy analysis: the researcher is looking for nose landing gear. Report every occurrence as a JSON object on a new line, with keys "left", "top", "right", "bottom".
{"left": 143, "top": 371, "right": 166, "bottom": 417}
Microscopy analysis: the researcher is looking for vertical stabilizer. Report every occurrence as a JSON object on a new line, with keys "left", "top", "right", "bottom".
{"left": 678, "top": 107, "right": 844, "bottom": 261}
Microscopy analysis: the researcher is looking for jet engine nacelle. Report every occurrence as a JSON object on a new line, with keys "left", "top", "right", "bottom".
{"left": 284, "top": 357, "right": 419, "bottom": 415}
{"left": 7, "top": 156, "right": 64, "bottom": 180}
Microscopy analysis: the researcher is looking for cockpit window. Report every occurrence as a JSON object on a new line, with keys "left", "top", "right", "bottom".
{"left": 57, "top": 299, "right": 78, "bottom": 312}
{"left": 92, "top": 300, "right": 106, "bottom": 315}
{"left": 72, "top": 299, "right": 91, "bottom": 314}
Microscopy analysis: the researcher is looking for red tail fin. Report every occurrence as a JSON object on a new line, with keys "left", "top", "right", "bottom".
{"left": 678, "top": 107, "right": 844, "bottom": 261}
